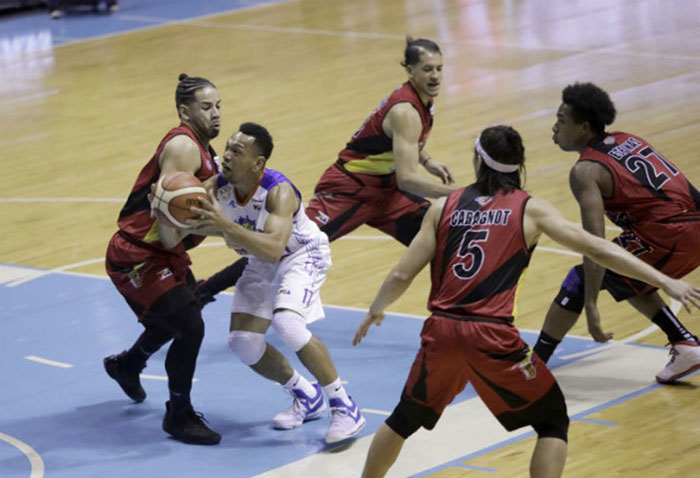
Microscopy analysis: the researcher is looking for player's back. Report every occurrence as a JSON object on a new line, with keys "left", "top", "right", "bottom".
{"left": 428, "top": 185, "right": 533, "bottom": 321}
{"left": 581, "top": 132, "right": 700, "bottom": 237}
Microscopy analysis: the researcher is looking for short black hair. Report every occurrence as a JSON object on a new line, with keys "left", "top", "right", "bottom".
{"left": 239, "top": 122, "right": 274, "bottom": 160}
{"left": 474, "top": 125, "right": 526, "bottom": 196}
{"left": 401, "top": 36, "right": 441, "bottom": 67}
{"left": 175, "top": 73, "right": 216, "bottom": 109}
{"left": 562, "top": 82, "right": 616, "bottom": 135}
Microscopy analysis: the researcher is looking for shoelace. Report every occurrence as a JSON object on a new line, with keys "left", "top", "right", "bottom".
{"left": 186, "top": 409, "right": 211, "bottom": 425}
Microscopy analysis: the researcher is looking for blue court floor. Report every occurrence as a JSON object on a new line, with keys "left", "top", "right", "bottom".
{"left": 0, "top": 264, "right": 624, "bottom": 478}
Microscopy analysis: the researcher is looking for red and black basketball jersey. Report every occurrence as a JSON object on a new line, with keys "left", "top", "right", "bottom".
{"left": 428, "top": 186, "right": 533, "bottom": 321}
{"left": 338, "top": 81, "right": 433, "bottom": 175}
{"left": 580, "top": 131, "right": 700, "bottom": 246}
{"left": 117, "top": 124, "right": 219, "bottom": 252}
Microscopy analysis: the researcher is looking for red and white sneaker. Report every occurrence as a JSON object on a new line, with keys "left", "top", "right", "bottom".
{"left": 655, "top": 341, "right": 700, "bottom": 384}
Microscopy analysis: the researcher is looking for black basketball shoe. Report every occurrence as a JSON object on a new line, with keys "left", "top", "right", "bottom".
{"left": 162, "top": 401, "right": 221, "bottom": 445}
{"left": 103, "top": 351, "right": 146, "bottom": 403}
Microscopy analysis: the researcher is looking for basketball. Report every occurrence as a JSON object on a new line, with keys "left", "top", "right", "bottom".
{"left": 151, "top": 172, "right": 208, "bottom": 228}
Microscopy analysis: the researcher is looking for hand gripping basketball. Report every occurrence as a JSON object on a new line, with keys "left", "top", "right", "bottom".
{"left": 151, "top": 172, "right": 208, "bottom": 228}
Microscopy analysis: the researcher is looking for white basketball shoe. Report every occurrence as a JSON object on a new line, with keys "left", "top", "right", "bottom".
{"left": 273, "top": 382, "right": 327, "bottom": 430}
{"left": 655, "top": 341, "right": 700, "bottom": 384}
{"left": 325, "top": 396, "right": 366, "bottom": 444}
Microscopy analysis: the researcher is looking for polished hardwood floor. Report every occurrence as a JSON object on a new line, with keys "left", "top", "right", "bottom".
{"left": 2, "top": 0, "right": 700, "bottom": 476}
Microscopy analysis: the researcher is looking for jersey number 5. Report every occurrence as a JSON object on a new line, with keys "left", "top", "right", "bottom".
{"left": 453, "top": 229, "right": 489, "bottom": 280}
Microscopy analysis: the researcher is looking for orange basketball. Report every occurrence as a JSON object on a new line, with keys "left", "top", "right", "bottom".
{"left": 151, "top": 172, "right": 208, "bottom": 228}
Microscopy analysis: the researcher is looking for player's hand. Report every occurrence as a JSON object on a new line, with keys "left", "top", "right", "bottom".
{"left": 422, "top": 158, "right": 455, "bottom": 185}
{"left": 187, "top": 190, "right": 226, "bottom": 231}
{"left": 352, "top": 309, "right": 385, "bottom": 346}
{"left": 662, "top": 278, "right": 700, "bottom": 313}
{"left": 148, "top": 183, "right": 157, "bottom": 218}
{"left": 585, "top": 304, "right": 613, "bottom": 343}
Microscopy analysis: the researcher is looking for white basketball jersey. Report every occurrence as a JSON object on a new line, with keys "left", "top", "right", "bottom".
{"left": 215, "top": 168, "right": 326, "bottom": 258}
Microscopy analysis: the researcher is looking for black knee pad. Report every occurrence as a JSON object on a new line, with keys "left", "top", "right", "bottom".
{"left": 385, "top": 400, "right": 423, "bottom": 439}
{"left": 553, "top": 265, "right": 585, "bottom": 314}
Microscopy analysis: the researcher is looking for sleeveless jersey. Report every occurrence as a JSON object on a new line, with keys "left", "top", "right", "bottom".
{"left": 580, "top": 131, "right": 700, "bottom": 250}
{"left": 216, "top": 168, "right": 326, "bottom": 258}
{"left": 116, "top": 124, "right": 219, "bottom": 253}
{"left": 428, "top": 186, "right": 533, "bottom": 320}
{"left": 338, "top": 81, "right": 433, "bottom": 175}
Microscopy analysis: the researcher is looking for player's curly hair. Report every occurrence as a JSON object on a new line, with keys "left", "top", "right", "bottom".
{"left": 562, "top": 82, "right": 616, "bottom": 134}
{"left": 474, "top": 125, "right": 526, "bottom": 196}
{"left": 401, "top": 37, "right": 441, "bottom": 67}
{"left": 175, "top": 73, "right": 216, "bottom": 110}
{"left": 239, "top": 122, "right": 274, "bottom": 160}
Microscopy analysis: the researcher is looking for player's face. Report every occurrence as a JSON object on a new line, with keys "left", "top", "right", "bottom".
{"left": 185, "top": 86, "right": 221, "bottom": 140}
{"left": 221, "top": 131, "right": 262, "bottom": 182}
{"left": 407, "top": 50, "right": 443, "bottom": 100}
{"left": 552, "top": 103, "right": 589, "bottom": 153}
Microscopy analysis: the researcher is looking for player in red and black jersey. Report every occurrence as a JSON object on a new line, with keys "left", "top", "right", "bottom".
{"left": 103, "top": 74, "right": 222, "bottom": 445}
{"left": 533, "top": 82, "right": 700, "bottom": 384}
{"left": 194, "top": 38, "right": 459, "bottom": 308}
{"left": 353, "top": 126, "right": 700, "bottom": 478}
{"left": 306, "top": 36, "right": 457, "bottom": 245}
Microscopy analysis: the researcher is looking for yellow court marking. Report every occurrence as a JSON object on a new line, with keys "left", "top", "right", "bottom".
{"left": 0, "top": 432, "right": 44, "bottom": 478}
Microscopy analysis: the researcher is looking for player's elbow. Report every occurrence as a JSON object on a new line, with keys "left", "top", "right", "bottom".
{"left": 389, "top": 267, "right": 414, "bottom": 287}
{"left": 395, "top": 172, "right": 416, "bottom": 194}
{"left": 261, "top": 244, "right": 286, "bottom": 263}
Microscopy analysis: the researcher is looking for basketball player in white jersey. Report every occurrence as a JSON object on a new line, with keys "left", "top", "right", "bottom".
{"left": 188, "top": 122, "right": 365, "bottom": 444}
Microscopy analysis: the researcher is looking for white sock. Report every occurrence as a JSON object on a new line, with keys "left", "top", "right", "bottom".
{"left": 324, "top": 377, "right": 351, "bottom": 406}
{"left": 283, "top": 370, "right": 317, "bottom": 397}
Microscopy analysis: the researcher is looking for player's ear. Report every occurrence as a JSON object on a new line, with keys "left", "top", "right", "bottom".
{"left": 253, "top": 155, "right": 266, "bottom": 172}
{"left": 178, "top": 104, "right": 190, "bottom": 121}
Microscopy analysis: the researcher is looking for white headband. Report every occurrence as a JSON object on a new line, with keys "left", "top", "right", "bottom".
{"left": 474, "top": 136, "right": 520, "bottom": 173}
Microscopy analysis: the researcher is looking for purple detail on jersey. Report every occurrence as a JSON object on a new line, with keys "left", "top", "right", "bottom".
{"left": 561, "top": 266, "right": 583, "bottom": 292}
{"left": 261, "top": 169, "right": 302, "bottom": 202}
{"left": 217, "top": 172, "right": 230, "bottom": 189}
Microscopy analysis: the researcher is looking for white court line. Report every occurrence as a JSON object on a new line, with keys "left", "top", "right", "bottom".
{"left": 25, "top": 355, "right": 73, "bottom": 368}
{"left": 361, "top": 408, "right": 391, "bottom": 416}
{"left": 0, "top": 90, "right": 59, "bottom": 106}
{"left": 558, "top": 299, "right": 681, "bottom": 360}
{"left": 0, "top": 432, "right": 44, "bottom": 478}
{"left": 0, "top": 198, "right": 123, "bottom": 203}
{"left": 0, "top": 133, "right": 51, "bottom": 147}
{"left": 7, "top": 258, "right": 106, "bottom": 287}
{"left": 141, "top": 374, "right": 199, "bottom": 383}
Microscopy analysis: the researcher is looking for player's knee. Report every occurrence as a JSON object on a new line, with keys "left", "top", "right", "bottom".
{"left": 228, "top": 330, "right": 266, "bottom": 365}
{"left": 271, "top": 309, "right": 312, "bottom": 352}
{"left": 170, "top": 304, "right": 204, "bottom": 343}
{"left": 385, "top": 401, "right": 423, "bottom": 439}
{"left": 553, "top": 265, "right": 585, "bottom": 314}
{"left": 531, "top": 411, "right": 570, "bottom": 442}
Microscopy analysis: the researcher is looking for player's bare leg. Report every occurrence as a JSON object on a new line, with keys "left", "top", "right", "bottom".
{"left": 540, "top": 303, "right": 579, "bottom": 341}
{"left": 361, "top": 423, "right": 405, "bottom": 478}
{"left": 530, "top": 437, "right": 567, "bottom": 478}
{"left": 296, "top": 335, "right": 338, "bottom": 386}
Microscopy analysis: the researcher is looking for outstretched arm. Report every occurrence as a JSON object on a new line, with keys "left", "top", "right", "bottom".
{"left": 525, "top": 197, "right": 700, "bottom": 312}
{"left": 353, "top": 198, "right": 445, "bottom": 345}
